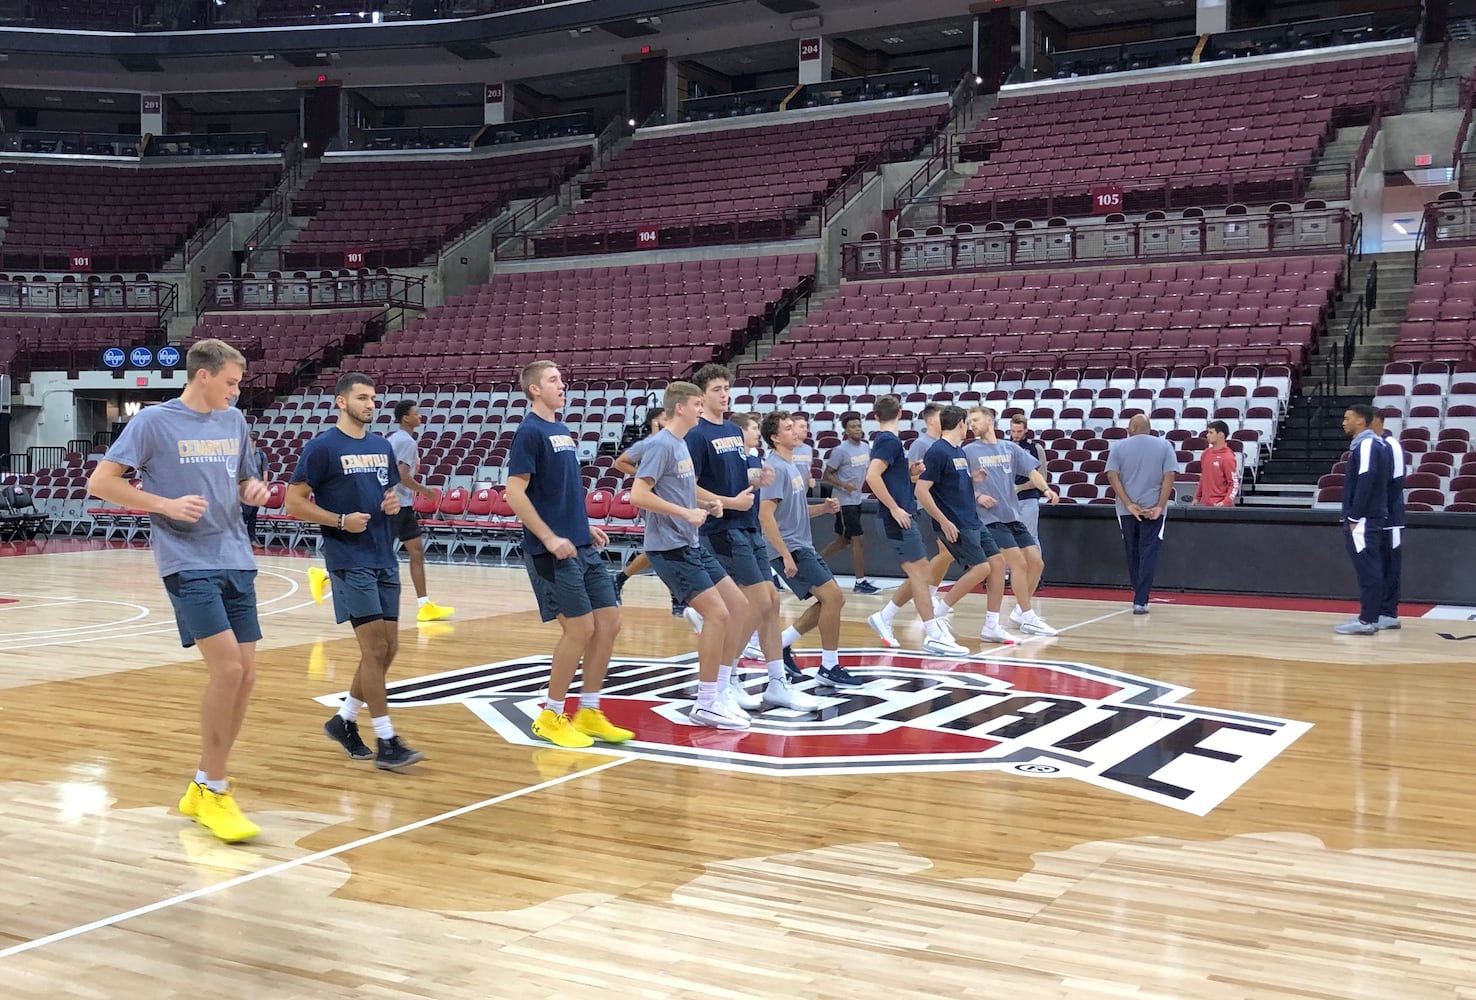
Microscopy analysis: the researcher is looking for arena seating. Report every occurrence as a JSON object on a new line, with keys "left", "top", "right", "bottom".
{"left": 538, "top": 105, "right": 946, "bottom": 253}
{"left": 1389, "top": 248, "right": 1476, "bottom": 362}
{"left": 0, "top": 162, "right": 280, "bottom": 269}
{"left": 334, "top": 253, "right": 816, "bottom": 385}
{"left": 949, "top": 51, "right": 1412, "bottom": 220}
{"left": 187, "top": 310, "right": 385, "bottom": 396}
{"left": 749, "top": 257, "right": 1343, "bottom": 377}
{"left": 286, "top": 147, "right": 588, "bottom": 266}
{"left": 0, "top": 314, "right": 160, "bottom": 375}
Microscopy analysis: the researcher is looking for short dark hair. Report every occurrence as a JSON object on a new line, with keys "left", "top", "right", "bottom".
{"left": 761, "top": 409, "right": 791, "bottom": 448}
{"left": 939, "top": 405, "right": 966, "bottom": 431}
{"left": 1347, "top": 403, "right": 1378, "bottom": 426}
{"left": 645, "top": 407, "right": 665, "bottom": 434}
{"left": 920, "top": 402, "right": 943, "bottom": 419}
{"left": 1207, "top": 419, "right": 1230, "bottom": 437}
{"left": 335, "top": 372, "right": 374, "bottom": 398}
{"left": 841, "top": 413, "right": 862, "bottom": 429}
{"left": 692, "top": 363, "right": 733, "bottom": 390}
{"left": 875, "top": 395, "right": 901, "bottom": 422}
{"left": 393, "top": 401, "right": 416, "bottom": 423}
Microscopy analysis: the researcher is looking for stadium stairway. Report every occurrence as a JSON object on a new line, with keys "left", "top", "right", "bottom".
{"left": 1305, "top": 125, "right": 1368, "bottom": 202}
{"left": 1253, "top": 392, "right": 1372, "bottom": 499}
{"left": 1410, "top": 38, "right": 1476, "bottom": 113}
{"left": 730, "top": 282, "right": 841, "bottom": 374}
{"left": 1333, "top": 251, "right": 1417, "bottom": 397}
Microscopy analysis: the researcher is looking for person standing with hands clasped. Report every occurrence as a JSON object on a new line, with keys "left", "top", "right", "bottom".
{"left": 288, "top": 373, "right": 424, "bottom": 771}
{"left": 1105, "top": 414, "right": 1178, "bottom": 615}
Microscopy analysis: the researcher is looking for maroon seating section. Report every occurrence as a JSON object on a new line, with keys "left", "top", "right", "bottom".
{"left": 0, "top": 163, "right": 280, "bottom": 260}
{"left": 1391, "top": 249, "right": 1476, "bottom": 362}
{"left": 0, "top": 314, "right": 158, "bottom": 372}
{"left": 547, "top": 106, "right": 946, "bottom": 239}
{"left": 289, "top": 148, "right": 588, "bottom": 259}
{"left": 749, "top": 257, "right": 1342, "bottom": 378}
{"left": 188, "top": 310, "right": 382, "bottom": 394}
{"left": 950, "top": 52, "right": 1411, "bottom": 220}
{"left": 334, "top": 254, "right": 817, "bottom": 384}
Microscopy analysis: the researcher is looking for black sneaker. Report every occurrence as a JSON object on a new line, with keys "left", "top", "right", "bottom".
{"left": 324, "top": 714, "right": 373, "bottom": 760}
{"left": 818, "top": 664, "right": 864, "bottom": 687}
{"left": 375, "top": 736, "right": 424, "bottom": 771}
{"left": 782, "top": 645, "right": 807, "bottom": 683}
{"left": 613, "top": 572, "right": 627, "bottom": 604}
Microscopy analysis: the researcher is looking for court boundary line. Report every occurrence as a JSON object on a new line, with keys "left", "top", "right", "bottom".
{"left": 0, "top": 757, "right": 634, "bottom": 962}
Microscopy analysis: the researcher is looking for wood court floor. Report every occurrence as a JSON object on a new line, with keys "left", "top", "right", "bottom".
{"left": 2, "top": 541, "right": 1476, "bottom": 999}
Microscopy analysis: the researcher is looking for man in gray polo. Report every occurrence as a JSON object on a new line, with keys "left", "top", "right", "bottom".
{"left": 1105, "top": 414, "right": 1178, "bottom": 615}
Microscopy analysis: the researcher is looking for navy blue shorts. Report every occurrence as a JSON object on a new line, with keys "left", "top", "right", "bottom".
{"left": 163, "top": 569, "right": 262, "bottom": 649}
{"left": 879, "top": 510, "right": 928, "bottom": 564}
{"left": 940, "top": 525, "right": 997, "bottom": 568}
{"left": 391, "top": 506, "right": 423, "bottom": 542}
{"left": 770, "top": 545, "right": 835, "bottom": 601}
{"left": 833, "top": 505, "right": 865, "bottom": 538}
{"left": 329, "top": 566, "right": 401, "bottom": 625}
{"left": 649, "top": 545, "right": 728, "bottom": 605}
{"left": 701, "top": 527, "right": 768, "bottom": 587}
{"left": 987, "top": 521, "right": 1037, "bottom": 550}
{"left": 524, "top": 544, "right": 618, "bottom": 622}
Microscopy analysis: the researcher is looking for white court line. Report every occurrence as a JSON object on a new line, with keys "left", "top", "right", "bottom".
{"left": 0, "top": 600, "right": 83, "bottom": 613}
{"left": 0, "top": 570, "right": 305, "bottom": 650}
{"left": 0, "top": 756, "right": 635, "bottom": 961}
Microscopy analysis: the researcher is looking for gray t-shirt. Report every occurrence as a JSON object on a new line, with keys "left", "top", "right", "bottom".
{"left": 635, "top": 428, "right": 699, "bottom": 551}
{"left": 907, "top": 431, "right": 939, "bottom": 463}
{"left": 824, "top": 439, "right": 871, "bottom": 506}
{"left": 760, "top": 452, "right": 813, "bottom": 551}
{"left": 1105, "top": 433, "right": 1179, "bottom": 515}
{"left": 103, "top": 398, "right": 258, "bottom": 577}
{"left": 963, "top": 439, "right": 1038, "bottom": 525}
{"left": 622, "top": 434, "right": 658, "bottom": 467}
{"left": 386, "top": 428, "right": 418, "bottom": 507}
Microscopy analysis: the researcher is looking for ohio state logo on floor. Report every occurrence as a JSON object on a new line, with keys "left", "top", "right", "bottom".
{"left": 316, "top": 650, "right": 1310, "bottom": 816}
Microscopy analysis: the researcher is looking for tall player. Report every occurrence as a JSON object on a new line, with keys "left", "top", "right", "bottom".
{"left": 631, "top": 380, "right": 750, "bottom": 728}
{"left": 914, "top": 405, "right": 999, "bottom": 644}
{"left": 287, "top": 373, "right": 423, "bottom": 771}
{"left": 819, "top": 414, "right": 878, "bottom": 593}
{"left": 864, "top": 394, "right": 967, "bottom": 654}
{"left": 1335, "top": 404, "right": 1389, "bottom": 635}
{"left": 759, "top": 410, "right": 862, "bottom": 686}
{"left": 688, "top": 365, "right": 818, "bottom": 711}
{"left": 503, "top": 360, "right": 633, "bottom": 748}
{"left": 965, "top": 406, "right": 1060, "bottom": 640}
{"left": 88, "top": 339, "right": 268, "bottom": 842}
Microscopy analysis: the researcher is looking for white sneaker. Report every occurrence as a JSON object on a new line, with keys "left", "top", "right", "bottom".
{"left": 979, "top": 625, "right": 1019, "bottom": 645}
{"left": 742, "top": 641, "right": 764, "bottom": 661}
{"left": 932, "top": 598, "right": 952, "bottom": 620}
{"left": 1009, "top": 605, "right": 1025, "bottom": 625}
{"left": 682, "top": 607, "right": 704, "bottom": 634}
{"left": 867, "top": 611, "right": 900, "bottom": 648}
{"left": 1018, "top": 614, "right": 1058, "bottom": 637}
{"left": 922, "top": 630, "right": 969, "bottom": 655}
{"left": 727, "top": 674, "right": 763, "bottom": 711}
{"left": 690, "top": 702, "right": 750, "bottom": 730}
{"left": 763, "top": 679, "right": 823, "bottom": 712}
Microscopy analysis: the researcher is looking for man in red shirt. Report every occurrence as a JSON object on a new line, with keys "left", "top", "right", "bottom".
{"left": 1192, "top": 420, "right": 1239, "bottom": 507}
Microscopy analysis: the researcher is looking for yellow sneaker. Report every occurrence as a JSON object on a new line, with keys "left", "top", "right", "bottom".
{"left": 178, "top": 780, "right": 203, "bottom": 818}
{"left": 572, "top": 707, "right": 635, "bottom": 744}
{"left": 307, "top": 566, "right": 329, "bottom": 605}
{"left": 416, "top": 600, "right": 454, "bottom": 622}
{"left": 531, "top": 708, "right": 594, "bottom": 749}
{"left": 194, "top": 787, "right": 261, "bottom": 843}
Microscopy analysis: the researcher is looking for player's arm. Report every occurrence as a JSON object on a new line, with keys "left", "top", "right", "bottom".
{"left": 1147, "top": 471, "right": 1176, "bottom": 519}
{"left": 913, "top": 477, "right": 954, "bottom": 539}
{"left": 807, "top": 497, "right": 840, "bottom": 518}
{"left": 1222, "top": 452, "right": 1239, "bottom": 506}
{"left": 503, "top": 472, "right": 574, "bottom": 557}
{"left": 613, "top": 451, "right": 639, "bottom": 477}
{"left": 399, "top": 460, "right": 435, "bottom": 498}
{"left": 285, "top": 481, "right": 368, "bottom": 532}
{"left": 1106, "top": 470, "right": 1144, "bottom": 518}
{"left": 1025, "top": 468, "right": 1058, "bottom": 503}
{"left": 759, "top": 497, "right": 790, "bottom": 561}
{"left": 696, "top": 483, "right": 755, "bottom": 512}
{"left": 630, "top": 476, "right": 712, "bottom": 522}
{"left": 865, "top": 456, "right": 910, "bottom": 527}
{"left": 87, "top": 459, "right": 205, "bottom": 521}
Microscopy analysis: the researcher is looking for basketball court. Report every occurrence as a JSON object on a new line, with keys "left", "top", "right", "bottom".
{"left": 2, "top": 540, "right": 1474, "bottom": 998}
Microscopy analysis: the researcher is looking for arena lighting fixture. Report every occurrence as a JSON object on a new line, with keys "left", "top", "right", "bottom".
{"left": 626, "top": 118, "right": 636, "bottom": 127}
{"left": 881, "top": 36, "right": 904, "bottom": 44}
{"left": 941, "top": 27, "right": 964, "bottom": 36}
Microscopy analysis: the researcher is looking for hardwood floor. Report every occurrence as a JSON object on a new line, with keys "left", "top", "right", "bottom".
{"left": 2, "top": 545, "right": 1475, "bottom": 998}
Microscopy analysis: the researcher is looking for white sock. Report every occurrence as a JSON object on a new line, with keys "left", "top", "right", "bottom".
{"left": 371, "top": 715, "right": 395, "bottom": 739}
{"left": 749, "top": 630, "right": 760, "bottom": 647}
{"left": 544, "top": 693, "right": 564, "bottom": 714}
{"left": 697, "top": 680, "right": 718, "bottom": 709}
{"left": 821, "top": 649, "right": 840, "bottom": 669}
{"left": 880, "top": 601, "right": 899, "bottom": 624}
{"left": 781, "top": 626, "right": 801, "bottom": 647}
{"left": 1022, "top": 608, "right": 1039, "bottom": 622}
{"left": 338, "top": 696, "right": 365, "bottom": 722}
{"left": 929, "top": 586, "right": 939, "bottom": 600}
{"left": 986, "top": 612, "right": 1000, "bottom": 630}
{"left": 194, "top": 769, "right": 208, "bottom": 786}
{"left": 579, "top": 691, "right": 600, "bottom": 710}
{"left": 766, "top": 659, "right": 786, "bottom": 682}
{"left": 923, "top": 617, "right": 941, "bottom": 637}
{"left": 417, "top": 595, "right": 430, "bottom": 608}
{"left": 717, "top": 664, "right": 734, "bottom": 688}
{"left": 204, "top": 778, "right": 229, "bottom": 794}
